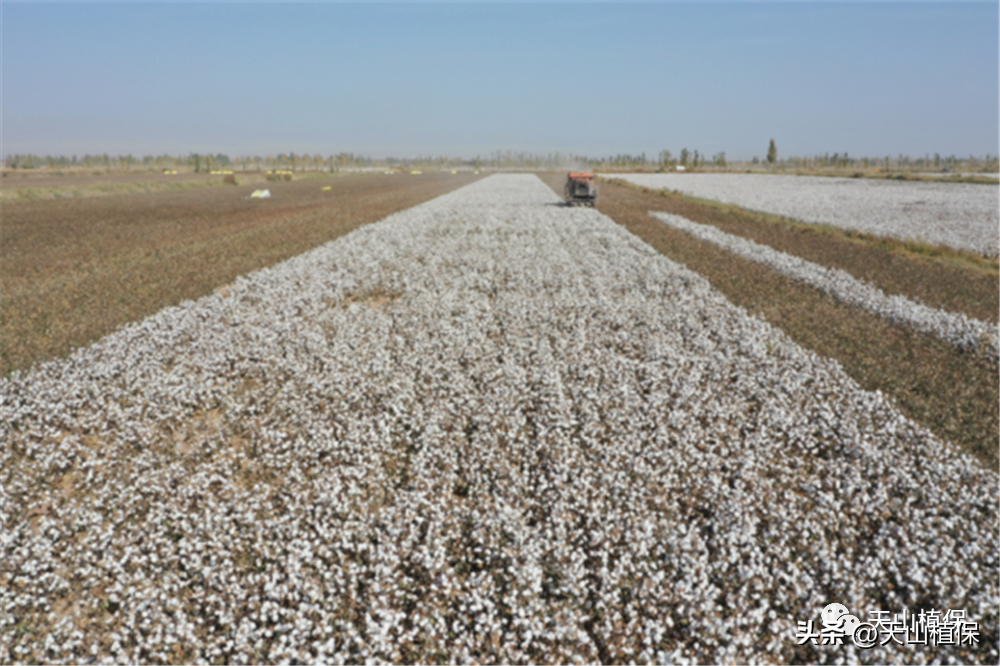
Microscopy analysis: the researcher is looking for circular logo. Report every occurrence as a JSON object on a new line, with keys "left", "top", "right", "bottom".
{"left": 839, "top": 614, "right": 862, "bottom": 637}
{"left": 822, "top": 603, "right": 850, "bottom": 627}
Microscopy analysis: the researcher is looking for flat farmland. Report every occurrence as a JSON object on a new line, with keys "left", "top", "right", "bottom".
{"left": 0, "top": 170, "right": 243, "bottom": 203}
{"left": 542, "top": 173, "right": 997, "bottom": 469}
{"left": 611, "top": 172, "right": 1000, "bottom": 258}
{"left": 1, "top": 170, "right": 219, "bottom": 190}
{"left": 2, "top": 176, "right": 995, "bottom": 664}
{"left": 1, "top": 171, "right": 482, "bottom": 375}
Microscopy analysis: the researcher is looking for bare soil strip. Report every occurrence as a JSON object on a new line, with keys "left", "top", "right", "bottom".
{"left": 0, "top": 176, "right": 254, "bottom": 202}
{"left": 651, "top": 211, "right": 998, "bottom": 363}
{"left": 609, "top": 173, "right": 999, "bottom": 260}
{"left": 539, "top": 173, "right": 998, "bottom": 468}
{"left": 1, "top": 173, "right": 482, "bottom": 375}
{"left": 3, "top": 175, "right": 995, "bottom": 663}
{"left": 1, "top": 169, "right": 219, "bottom": 189}
{"left": 603, "top": 177, "right": 999, "bottom": 320}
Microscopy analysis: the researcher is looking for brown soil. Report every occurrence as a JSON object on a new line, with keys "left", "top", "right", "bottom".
{"left": 1, "top": 172, "right": 482, "bottom": 375}
{"left": 538, "top": 172, "right": 998, "bottom": 468}
{"left": 1, "top": 169, "right": 219, "bottom": 189}
{"left": 602, "top": 177, "right": 998, "bottom": 322}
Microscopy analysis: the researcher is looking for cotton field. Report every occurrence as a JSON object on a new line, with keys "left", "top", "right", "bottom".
{"left": 612, "top": 173, "right": 1000, "bottom": 257}
{"left": 650, "top": 211, "right": 999, "bottom": 362}
{"left": 1, "top": 175, "right": 996, "bottom": 664}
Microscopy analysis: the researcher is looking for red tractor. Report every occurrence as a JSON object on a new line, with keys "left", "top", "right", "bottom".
{"left": 564, "top": 172, "right": 598, "bottom": 207}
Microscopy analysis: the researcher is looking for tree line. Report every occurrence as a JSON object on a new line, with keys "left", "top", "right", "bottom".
{"left": 4, "top": 148, "right": 998, "bottom": 173}
{"left": 2, "top": 152, "right": 377, "bottom": 172}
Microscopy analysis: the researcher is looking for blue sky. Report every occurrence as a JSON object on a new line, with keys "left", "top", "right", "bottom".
{"left": 3, "top": 2, "right": 998, "bottom": 160}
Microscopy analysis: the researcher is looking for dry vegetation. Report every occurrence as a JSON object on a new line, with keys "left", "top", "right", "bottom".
{"left": 538, "top": 173, "right": 998, "bottom": 468}
{"left": 1, "top": 172, "right": 482, "bottom": 376}
{"left": 0, "top": 170, "right": 234, "bottom": 202}
{"left": 2, "top": 176, "right": 994, "bottom": 664}
{"left": 611, "top": 173, "right": 999, "bottom": 259}
{"left": 607, "top": 179, "right": 999, "bottom": 318}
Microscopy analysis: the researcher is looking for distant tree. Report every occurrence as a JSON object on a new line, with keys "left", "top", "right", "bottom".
{"left": 767, "top": 139, "right": 777, "bottom": 165}
{"left": 680, "top": 148, "right": 690, "bottom": 167}
{"left": 192, "top": 153, "right": 201, "bottom": 173}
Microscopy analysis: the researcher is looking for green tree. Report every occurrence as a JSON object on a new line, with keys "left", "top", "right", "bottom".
{"left": 767, "top": 139, "right": 777, "bottom": 165}
{"left": 680, "top": 148, "right": 690, "bottom": 167}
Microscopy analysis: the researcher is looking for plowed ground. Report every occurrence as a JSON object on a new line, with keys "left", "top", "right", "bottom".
{"left": 1, "top": 172, "right": 482, "bottom": 375}
{"left": 1, "top": 169, "right": 218, "bottom": 190}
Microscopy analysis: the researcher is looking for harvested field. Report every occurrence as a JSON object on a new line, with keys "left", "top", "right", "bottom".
{"left": 0, "top": 171, "right": 243, "bottom": 203}
{"left": 544, "top": 174, "right": 998, "bottom": 468}
{"left": 599, "top": 176, "right": 999, "bottom": 322}
{"left": 611, "top": 173, "right": 1000, "bottom": 257}
{"left": 2, "top": 175, "right": 996, "bottom": 664}
{"left": 1, "top": 170, "right": 217, "bottom": 190}
{"left": 649, "top": 211, "right": 998, "bottom": 363}
{"left": 1, "top": 172, "right": 481, "bottom": 376}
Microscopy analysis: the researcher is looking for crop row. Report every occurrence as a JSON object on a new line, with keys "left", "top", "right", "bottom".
{"left": 651, "top": 211, "right": 999, "bottom": 363}
{"left": 1, "top": 175, "right": 996, "bottom": 664}
{"left": 613, "top": 173, "right": 999, "bottom": 257}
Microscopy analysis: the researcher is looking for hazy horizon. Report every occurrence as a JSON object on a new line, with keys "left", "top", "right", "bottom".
{"left": 4, "top": 2, "right": 998, "bottom": 161}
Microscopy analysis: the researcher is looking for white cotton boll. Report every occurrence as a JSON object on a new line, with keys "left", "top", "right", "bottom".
{"left": 617, "top": 173, "right": 998, "bottom": 257}
{"left": 650, "top": 211, "right": 998, "bottom": 362}
{"left": 0, "top": 174, "right": 994, "bottom": 665}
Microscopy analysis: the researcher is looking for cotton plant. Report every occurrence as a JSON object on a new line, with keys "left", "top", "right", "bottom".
{"left": 615, "top": 172, "right": 999, "bottom": 257}
{"left": 2, "top": 175, "right": 996, "bottom": 664}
